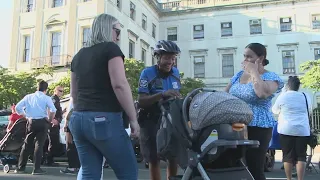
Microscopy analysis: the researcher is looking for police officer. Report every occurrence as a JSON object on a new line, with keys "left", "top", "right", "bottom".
{"left": 46, "top": 86, "right": 66, "bottom": 166}
{"left": 138, "top": 40, "right": 181, "bottom": 180}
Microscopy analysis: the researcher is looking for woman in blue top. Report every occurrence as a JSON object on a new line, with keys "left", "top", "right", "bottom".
{"left": 225, "top": 43, "right": 284, "bottom": 180}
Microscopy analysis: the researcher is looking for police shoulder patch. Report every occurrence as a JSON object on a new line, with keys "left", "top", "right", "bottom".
{"left": 139, "top": 79, "right": 148, "bottom": 88}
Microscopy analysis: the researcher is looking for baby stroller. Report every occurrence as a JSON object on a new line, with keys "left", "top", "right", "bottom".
{"left": 156, "top": 88, "right": 260, "bottom": 180}
{"left": 0, "top": 118, "right": 27, "bottom": 173}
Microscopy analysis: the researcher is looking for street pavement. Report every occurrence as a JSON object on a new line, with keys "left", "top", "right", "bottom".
{"left": 0, "top": 158, "right": 319, "bottom": 180}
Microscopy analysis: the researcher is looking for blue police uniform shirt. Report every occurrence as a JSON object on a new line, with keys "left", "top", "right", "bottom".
{"left": 138, "top": 65, "right": 181, "bottom": 95}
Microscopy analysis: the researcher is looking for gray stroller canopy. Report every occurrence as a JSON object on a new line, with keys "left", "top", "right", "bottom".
{"left": 189, "top": 91, "right": 253, "bottom": 130}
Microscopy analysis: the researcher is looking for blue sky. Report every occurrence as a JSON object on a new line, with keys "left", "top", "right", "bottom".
{"left": 0, "top": 1, "right": 13, "bottom": 68}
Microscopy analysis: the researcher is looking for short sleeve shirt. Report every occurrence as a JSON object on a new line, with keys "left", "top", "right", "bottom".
{"left": 138, "top": 65, "right": 181, "bottom": 95}
{"left": 71, "top": 42, "right": 125, "bottom": 112}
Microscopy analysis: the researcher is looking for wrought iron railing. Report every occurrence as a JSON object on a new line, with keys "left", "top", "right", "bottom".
{"left": 312, "top": 109, "right": 320, "bottom": 130}
{"left": 156, "top": 0, "right": 289, "bottom": 11}
{"left": 31, "top": 54, "right": 72, "bottom": 69}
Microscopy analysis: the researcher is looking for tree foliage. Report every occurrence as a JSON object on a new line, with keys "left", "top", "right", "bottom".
{"left": 40, "top": 59, "right": 205, "bottom": 99}
{"left": 0, "top": 59, "right": 205, "bottom": 108}
{"left": 299, "top": 60, "right": 320, "bottom": 91}
{"left": 0, "top": 66, "right": 54, "bottom": 109}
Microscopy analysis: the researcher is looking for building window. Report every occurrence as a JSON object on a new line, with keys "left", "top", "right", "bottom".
{"left": 52, "top": 0, "right": 63, "bottom": 8}
{"left": 141, "top": 48, "right": 146, "bottom": 63}
{"left": 221, "top": 22, "right": 232, "bottom": 37}
{"left": 26, "top": 0, "right": 34, "bottom": 12}
{"left": 129, "top": 40, "right": 135, "bottom": 58}
{"left": 130, "top": 2, "right": 136, "bottom": 20}
{"left": 23, "top": 36, "right": 31, "bottom": 62}
{"left": 249, "top": 19, "right": 262, "bottom": 35}
{"left": 194, "top": 56, "right": 205, "bottom": 78}
{"left": 312, "top": 14, "right": 320, "bottom": 29}
{"left": 222, "top": 54, "right": 234, "bottom": 77}
{"left": 82, "top": 28, "right": 90, "bottom": 47}
{"left": 314, "top": 48, "right": 320, "bottom": 60}
{"left": 51, "top": 32, "right": 61, "bottom": 65}
{"left": 167, "top": 27, "right": 177, "bottom": 41}
{"left": 282, "top": 50, "right": 295, "bottom": 74}
{"left": 193, "top": 24, "right": 204, "bottom": 39}
{"left": 117, "top": 0, "right": 121, "bottom": 9}
{"left": 151, "top": 47, "right": 157, "bottom": 65}
{"left": 83, "top": 0, "right": 91, "bottom": 2}
{"left": 280, "top": 17, "right": 292, "bottom": 32}
{"left": 152, "top": 24, "right": 156, "bottom": 38}
{"left": 142, "top": 14, "right": 147, "bottom": 30}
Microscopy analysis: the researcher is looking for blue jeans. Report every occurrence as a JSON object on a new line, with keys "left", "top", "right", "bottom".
{"left": 69, "top": 111, "right": 138, "bottom": 180}
{"left": 77, "top": 158, "right": 106, "bottom": 180}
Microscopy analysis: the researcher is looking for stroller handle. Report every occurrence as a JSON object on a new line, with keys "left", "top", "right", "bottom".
{"left": 182, "top": 88, "right": 217, "bottom": 139}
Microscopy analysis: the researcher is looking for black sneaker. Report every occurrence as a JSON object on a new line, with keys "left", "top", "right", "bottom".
{"left": 32, "top": 168, "right": 46, "bottom": 175}
{"left": 14, "top": 169, "right": 26, "bottom": 174}
{"left": 60, "top": 168, "right": 78, "bottom": 175}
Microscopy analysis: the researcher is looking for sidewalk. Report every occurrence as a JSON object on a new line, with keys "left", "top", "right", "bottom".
{"left": 275, "top": 146, "right": 320, "bottom": 163}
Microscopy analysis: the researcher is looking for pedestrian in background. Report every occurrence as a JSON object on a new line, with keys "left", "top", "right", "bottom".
{"left": 14, "top": 80, "right": 56, "bottom": 175}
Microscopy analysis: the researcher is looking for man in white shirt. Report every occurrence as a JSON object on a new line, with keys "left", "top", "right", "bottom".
{"left": 14, "top": 80, "right": 57, "bottom": 175}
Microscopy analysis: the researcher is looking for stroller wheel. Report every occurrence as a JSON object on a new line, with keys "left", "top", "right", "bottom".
{"left": 3, "top": 164, "right": 10, "bottom": 173}
{"left": 145, "top": 162, "right": 149, "bottom": 169}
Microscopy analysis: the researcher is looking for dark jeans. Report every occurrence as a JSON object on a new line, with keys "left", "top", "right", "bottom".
{"left": 46, "top": 125, "right": 63, "bottom": 163}
{"left": 18, "top": 118, "right": 50, "bottom": 170}
{"left": 66, "top": 132, "right": 80, "bottom": 168}
{"left": 246, "top": 126, "right": 273, "bottom": 180}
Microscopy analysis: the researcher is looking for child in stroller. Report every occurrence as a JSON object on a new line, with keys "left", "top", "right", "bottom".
{"left": 156, "top": 88, "right": 260, "bottom": 180}
{"left": 0, "top": 118, "right": 27, "bottom": 173}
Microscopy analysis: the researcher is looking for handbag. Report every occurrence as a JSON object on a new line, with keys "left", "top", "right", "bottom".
{"left": 302, "top": 92, "right": 318, "bottom": 149}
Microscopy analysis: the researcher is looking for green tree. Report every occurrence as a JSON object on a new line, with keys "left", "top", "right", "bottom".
{"left": 0, "top": 66, "right": 54, "bottom": 109}
{"left": 179, "top": 72, "right": 205, "bottom": 96}
{"left": 47, "top": 71, "right": 71, "bottom": 96}
{"left": 124, "top": 59, "right": 146, "bottom": 99}
{"left": 299, "top": 60, "right": 320, "bottom": 91}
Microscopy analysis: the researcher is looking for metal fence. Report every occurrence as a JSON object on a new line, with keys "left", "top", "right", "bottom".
{"left": 311, "top": 109, "right": 320, "bottom": 130}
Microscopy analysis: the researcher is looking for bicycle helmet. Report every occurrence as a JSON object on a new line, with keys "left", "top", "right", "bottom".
{"left": 154, "top": 40, "right": 181, "bottom": 56}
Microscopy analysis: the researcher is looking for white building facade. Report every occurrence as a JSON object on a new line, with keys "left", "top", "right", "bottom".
{"left": 8, "top": 0, "right": 320, "bottom": 106}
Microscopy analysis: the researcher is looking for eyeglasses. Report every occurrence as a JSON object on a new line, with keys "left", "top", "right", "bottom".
{"left": 113, "top": 28, "right": 121, "bottom": 37}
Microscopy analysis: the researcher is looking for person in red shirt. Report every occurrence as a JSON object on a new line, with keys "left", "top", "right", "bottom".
{"left": 6, "top": 104, "right": 23, "bottom": 132}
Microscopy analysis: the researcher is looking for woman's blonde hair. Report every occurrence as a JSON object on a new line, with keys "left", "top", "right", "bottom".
{"left": 87, "top": 13, "right": 118, "bottom": 47}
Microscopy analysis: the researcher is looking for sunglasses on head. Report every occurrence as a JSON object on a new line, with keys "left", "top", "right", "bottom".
{"left": 58, "top": 90, "right": 63, "bottom": 93}
{"left": 113, "top": 28, "right": 121, "bottom": 37}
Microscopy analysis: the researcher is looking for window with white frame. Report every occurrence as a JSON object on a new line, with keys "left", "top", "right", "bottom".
{"left": 52, "top": 0, "right": 63, "bottom": 8}
{"left": 280, "top": 17, "right": 292, "bottom": 32}
{"left": 142, "top": 14, "right": 147, "bottom": 30}
{"left": 249, "top": 19, "right": 262, "bottom": 35}
{"left": 141, "top": 48, "right": 146, "bottom": 63}
{"left": 222, "top": 54, "right": 234, "bottom": 77}
{"left": 167, "top": 27, "right": 177, "bottom": 41}
{"left": 117, "top": 0, "right": 121, "bottom": 9}
{"left": 194, "top": 56, "right": 205, "bottom": 78}
{"left": 23, "top": 36, "right": 31, "bottom": 62}
{"left": 282, "top": 50, "right": 295, "bottom": 74}
{"left": 83, "top": 0, "right": 91, "bottom": 2}
{"left": 312, "top": 14, "right": 320, "bottom": 29}
{"left": 82, "top": 28, "right": 90, "bottom": 47}
{"left": 193, "top": 24, "right": 204, "bottom": 39}
{"left": 152, "top": 24, "right": 156, "bottom": 38}
{"left": 130, "top": 2, "right": 136, "bottom": 20}
{"left": 51, "top": 32, "right": 61, "bottom": 65}
{"left": 26, "top": 0, "right": 34, "bottom": 12}
{"left": 221, "top": 22, "right": 232, "bottom": 37}
{"left": 314, "top": 48, "right": 320, "bottom": 60}
{"left": 129, "top": 40, "right": 135, "bottom": 58}
{"left": 151, "top": 47, "right": 157, "bottom": 65}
